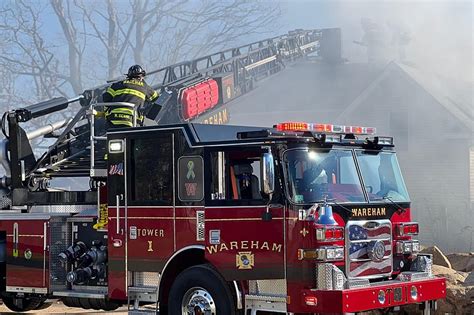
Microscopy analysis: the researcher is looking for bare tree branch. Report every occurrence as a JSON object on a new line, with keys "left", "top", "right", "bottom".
{"left": 0, "top": 0, "right": 281, "bottom": 108}
{"left": 50, "top": 0, "right": 84, "bottom": 94}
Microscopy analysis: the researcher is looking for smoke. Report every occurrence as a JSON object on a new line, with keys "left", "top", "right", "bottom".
{"left": 280, "top": 0, "right": 472, "bottom": 82}
{"left": 229, "top": 1, "right": 473, "bottom": 252}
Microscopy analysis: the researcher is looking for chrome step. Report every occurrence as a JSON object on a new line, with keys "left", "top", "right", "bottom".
{"left": 128, "top": 309, "right": 158, "bottom": 315}
{"left": 127, "top": 286, "right": 159, "bottom": 314}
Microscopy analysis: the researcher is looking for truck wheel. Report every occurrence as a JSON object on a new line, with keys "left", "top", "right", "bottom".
{"left": 168, "top": 264, "right": 236, "bottom": 315}
{"left": 1, "top": 294, "right": 45, "bottom": 312}
{"left": 98, "top": 298, "right": 121, "bottom": 311}
{"left": 62, "top": 297, "right": 75, "bottom": 307}
{"left": 88, "top": 298, "right": 102, "bottom": 310}
{"left": 78, "top": 297, "right": 92, "bottom": 309}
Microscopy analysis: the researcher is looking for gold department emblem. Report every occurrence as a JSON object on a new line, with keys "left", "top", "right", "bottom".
{"left": 236, "top": 251, "right": 254, "bottom": 270}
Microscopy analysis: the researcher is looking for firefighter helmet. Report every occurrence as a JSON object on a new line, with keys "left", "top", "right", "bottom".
{"left": 127, "top": 65, "right": 146, "bottom": 78}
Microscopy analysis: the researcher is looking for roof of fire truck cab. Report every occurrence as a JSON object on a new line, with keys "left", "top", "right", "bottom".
{"left": 106, "top": 122, "right": 386, "bottom": 149}
{"left": 107, "top": 122, "right": 309, "bottom": 146}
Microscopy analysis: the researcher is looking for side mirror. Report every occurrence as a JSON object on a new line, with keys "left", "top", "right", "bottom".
{"left": 261, "top": 152, "right": 275, "bottom": 195}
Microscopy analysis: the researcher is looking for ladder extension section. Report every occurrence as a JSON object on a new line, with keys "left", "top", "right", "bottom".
{"left": 147, "top": 29, "right": 328, "bottom": 89}
{"left": 2, "top": 28, "right": 341, "bottom": 184}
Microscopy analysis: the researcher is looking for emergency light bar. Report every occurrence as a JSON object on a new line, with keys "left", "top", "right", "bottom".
{"left": 275, "top": 122, "right": 376, "bottom": 135}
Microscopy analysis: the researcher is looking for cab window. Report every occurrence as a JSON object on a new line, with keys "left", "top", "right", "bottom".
{"left": 130, "top": 135, "right": 173, "bottom": 205}
{"left": 208, "top": 149, "right": 267, "bottom": 202}
{"left": 284, "top": 148, "right": 365, "bottom": 204}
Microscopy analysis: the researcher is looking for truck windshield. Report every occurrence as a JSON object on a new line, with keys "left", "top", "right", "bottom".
{"left": 284, "top": 149, "right": 365, "bottom": 204}
{"left": 356, "top": 151, "right": 410, "bottom": 202}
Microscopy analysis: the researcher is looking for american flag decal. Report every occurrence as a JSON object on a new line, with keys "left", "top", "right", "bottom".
{"left": 109, "top": 163, "right": 124, "bottom": 176}
{"left": 347, "top": 220, "right": 392, "bottom": 278}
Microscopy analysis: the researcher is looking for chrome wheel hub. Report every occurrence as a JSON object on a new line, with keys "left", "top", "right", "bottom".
{"left": 181, "top": 287, "right": 216, "bottom": 315}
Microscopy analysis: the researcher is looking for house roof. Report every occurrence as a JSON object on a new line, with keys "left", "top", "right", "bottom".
{"left": 227, "top": 60, "right": 382, "bottom": 125}
{"left": 397, "top": 62, "right": 473, "bottom": 131}
{"left": 228, "top": 59, "right": 473, "bottom": 132}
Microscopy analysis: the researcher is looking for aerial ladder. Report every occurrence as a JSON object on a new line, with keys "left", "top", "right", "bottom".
{"left": 0, "top": 28, "right": 342, "bottom": 210}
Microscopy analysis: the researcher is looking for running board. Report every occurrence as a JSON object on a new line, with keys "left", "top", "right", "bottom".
{"left": 245, "top": 294, "right": 287, "bottom": 314}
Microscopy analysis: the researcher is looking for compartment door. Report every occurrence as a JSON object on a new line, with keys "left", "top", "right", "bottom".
{"left": 6, "top": 219, "right": 48, "bottom": 293}
{"left": 107, "top": 138, "right": 128, "bottom": 300}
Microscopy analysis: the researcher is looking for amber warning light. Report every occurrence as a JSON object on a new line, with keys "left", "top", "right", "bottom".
{"left": 275, "top": 122, "right": 376, "bottom": 135}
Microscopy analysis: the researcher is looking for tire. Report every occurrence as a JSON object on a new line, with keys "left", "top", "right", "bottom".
{"left": 168, "top": 264, "right": 236, "bottom": 315}
{"left": 69, "top": 297, "right": 82, "bottom": 308}
{"left": 78, "top": 297, "right": 92, "bottom": 309}
{"left": 1, "top": 294, "right": 45, "bottom": 312}
{"left": 98, "top": 298, "right": 121, "bottom": 311}
{"left": 88, "top": 298, "right": 102, "bottom": 310}
{"left": 62, "top": 297, "right": 75, "bottom": 307}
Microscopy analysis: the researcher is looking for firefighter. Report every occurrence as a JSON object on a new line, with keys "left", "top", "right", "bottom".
{"left": 102, "top": 65, "right": 159, "bottom": 128}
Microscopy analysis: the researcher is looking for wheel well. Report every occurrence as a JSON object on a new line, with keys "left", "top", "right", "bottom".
{"left": 158, "top": 247, "right": 207, "bottom": 307}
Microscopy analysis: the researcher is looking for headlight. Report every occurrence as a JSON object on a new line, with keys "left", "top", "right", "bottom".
{"left": 321, "top": 246, "right": 344, "bottom": 261}
{"left": 411, "top": 241, "right": 420, "bottom": 252}
{"left": 298, "top": 246, "right": 344, "bottom": 261}
{"left": 396, "top": 240, "right": 420, "bottom": 254}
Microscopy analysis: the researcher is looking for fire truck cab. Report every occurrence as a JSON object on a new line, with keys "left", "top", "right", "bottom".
{"left": 0, "top": 121, "right": 445, "bottom": 314}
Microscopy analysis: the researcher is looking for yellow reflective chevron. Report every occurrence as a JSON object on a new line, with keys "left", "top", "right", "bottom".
{"left": 106, "top": 87, "right": 116, "bottom": 96}
{"left": 110, "top": 120, "right": 133, "bottom": 127}
{"left": 150, "top": 90, "right": 158, "bottom": 101}
{"left": 108, "top": 107, "right": 134, "bottom": 115}
{"left": 111, "top": 88, "right": 146, "bottom": 100}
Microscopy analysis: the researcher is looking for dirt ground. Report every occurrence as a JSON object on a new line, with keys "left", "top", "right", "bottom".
{"left": 0, "top": 300, "right": 130, "bottom": 314}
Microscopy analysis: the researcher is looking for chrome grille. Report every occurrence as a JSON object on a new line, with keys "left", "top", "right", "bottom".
{"left": 316, "top": 263, "right": 346, "bottom": 290}
{"left": 132, "top": 272, "right": 160, "bottom": 287}
{"left": 248, "top": 279, "right": 287, "bottom": 295}
{"left": 196, "top": 211, "right": 205, "bottom": 241}
{"left": 346, "top": 219, "right": 392, "bottom": 279}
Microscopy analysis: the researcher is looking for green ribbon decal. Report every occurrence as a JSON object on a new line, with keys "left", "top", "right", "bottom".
{"left": 187, "top": 160, "right": 195, "bottom": 180}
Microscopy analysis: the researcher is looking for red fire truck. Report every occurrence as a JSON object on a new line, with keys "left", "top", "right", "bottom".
{"left": 0, "top": 120, "right": 445, "bottom": 314}
{"left": 0, "top": 29, "right": 445, "bottom": 314}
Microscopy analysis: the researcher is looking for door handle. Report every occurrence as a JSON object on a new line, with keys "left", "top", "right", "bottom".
{"left": 262, "top": 203, "right": 283, "bottom": 221}
{"left": 116, "top": 194, "right": 124, "bottom": 234}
